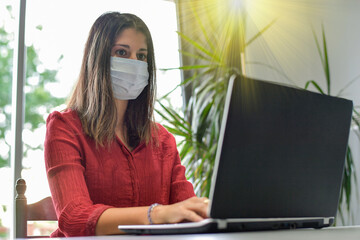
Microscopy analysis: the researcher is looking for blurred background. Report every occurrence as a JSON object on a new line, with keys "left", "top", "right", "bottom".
{"left": 1, "top": 0, "right": 359, "bottom": 238}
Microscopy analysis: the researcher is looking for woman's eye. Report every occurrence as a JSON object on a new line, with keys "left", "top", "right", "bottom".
{"left": 115, "top": 49, "right": 127, "bottom": 56}
{"left": 137, "top": 53, "right": 147, "bottom": 61}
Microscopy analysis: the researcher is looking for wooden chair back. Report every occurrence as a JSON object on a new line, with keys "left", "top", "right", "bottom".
{"left": 15, "top": 178, "right": 57, "bottom": 238}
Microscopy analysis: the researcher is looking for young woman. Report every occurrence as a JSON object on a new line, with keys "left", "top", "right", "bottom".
{"left": 44, "top": 12, "right": 208, "bottom": 237}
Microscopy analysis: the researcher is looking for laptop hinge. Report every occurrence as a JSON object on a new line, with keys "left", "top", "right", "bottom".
{"left": 217, "top": 219, "right": 228, "bottom": 229}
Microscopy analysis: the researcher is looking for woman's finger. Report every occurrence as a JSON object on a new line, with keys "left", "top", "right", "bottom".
{"left": 183, "top": 197, "right": 209, "bottom": 218}
{"left": 182, "top": 209, "right": 205, "bottom": 222}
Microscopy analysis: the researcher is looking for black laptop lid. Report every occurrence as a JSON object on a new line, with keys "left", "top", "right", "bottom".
{"left": 209, "top": 75, "right": 353, "bottom": 219}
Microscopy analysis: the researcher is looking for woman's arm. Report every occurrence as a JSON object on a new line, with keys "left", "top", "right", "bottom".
{"left": 96, "top": 196, "right": 209, "bottom": 235}
{"left": 45, "top": 111, "right": 113, "bottom": 236}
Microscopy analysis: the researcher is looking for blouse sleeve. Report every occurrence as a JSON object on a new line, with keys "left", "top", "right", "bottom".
{"left": 44, "top": 111, "right": 112, "bottom": 237}
{"left": 158, "top": 124, "right": 196, "bottom": 203}
{"left": 169, "top": 155, "right": 196, "bottom": 203}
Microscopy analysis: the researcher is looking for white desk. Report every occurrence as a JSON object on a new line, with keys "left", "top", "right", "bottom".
{"left": 19, "top": 226, "right": 360, "bottom": 240}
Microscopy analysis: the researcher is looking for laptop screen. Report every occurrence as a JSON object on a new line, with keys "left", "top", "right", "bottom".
{"left": 209, "top": 75, "right": 353, "bottom": 219}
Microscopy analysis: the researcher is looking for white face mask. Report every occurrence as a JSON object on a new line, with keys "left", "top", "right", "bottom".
{"left": 110, "top": 57, "right": 149, "bottom": 100}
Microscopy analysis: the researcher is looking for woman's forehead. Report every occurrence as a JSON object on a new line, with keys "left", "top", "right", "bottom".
{"left": 114, "top": 28, "right": 147, "bottom": 46}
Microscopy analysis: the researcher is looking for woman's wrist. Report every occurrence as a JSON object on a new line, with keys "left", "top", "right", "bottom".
{"left": 147, "top": 203, "right": 163, "bottom": 224}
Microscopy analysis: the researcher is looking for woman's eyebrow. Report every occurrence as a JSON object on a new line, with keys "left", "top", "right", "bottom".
{"left": 113, "top": 44, "right": 130, "bottom": 48}
{"left": 113, "top": 44, "right": 147, "bottom": 52}
{"left": 113, "top": 44, "right": 147, "bottom": 51}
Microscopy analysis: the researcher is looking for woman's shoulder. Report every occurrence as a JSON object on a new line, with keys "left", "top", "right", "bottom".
{"left": 153, "top": 122, "right": 177, "bottom": 146}
{"left": 47, "top": 108, "right": 79, "bottom": 122}
{"left": 46, "top": 109, "right": 82, "bottom": 131}
{"left": 154, "top": 122, "right": 171, "bottom": 137}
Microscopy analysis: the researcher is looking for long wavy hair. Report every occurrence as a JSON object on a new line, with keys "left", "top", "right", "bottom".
{"left": 67, "top": 12, "right": 157, "bottom": 148}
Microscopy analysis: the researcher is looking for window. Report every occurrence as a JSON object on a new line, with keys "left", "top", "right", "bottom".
{"left": 0, "top": 0, "right": 15, "bottom": 237}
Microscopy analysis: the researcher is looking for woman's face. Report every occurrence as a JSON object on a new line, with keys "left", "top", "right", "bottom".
{"left": 111, "top": 28, "right": 148, "bottom": 62}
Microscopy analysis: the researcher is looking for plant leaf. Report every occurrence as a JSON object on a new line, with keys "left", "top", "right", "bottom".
{"left": 177, "top": 31, "right": 221, "bottom": 62}
{"left": 246, "top": 18, "right": 277, "bottom": 47}
{"left": 178, "top": 50, "right": 213, "bottom": 62}
{"left": 191, "top": 4, "right": 218, "bottom": 54}
{"left": 304, "top": 80, "right": 325, "bottom": 94}
{"left": 321, "top": 24, "right": 331, "bottom": 95}
{"left": 161, "top": 65, "right": 212, "bottom": 71}
{"left": 246, "top": 61, "right": 295, "bottom": 86}
{"left": 312, "top": 26, "right": 325, "bottom": 71}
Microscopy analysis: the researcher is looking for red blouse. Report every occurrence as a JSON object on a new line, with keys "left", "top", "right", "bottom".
{"left": 44, "top": 110, "right": 195, "bottom": 237}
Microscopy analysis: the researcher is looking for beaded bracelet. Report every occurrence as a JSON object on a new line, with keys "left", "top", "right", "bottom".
{"left": 147, "top": 203, "right": 161, "bottom": 224}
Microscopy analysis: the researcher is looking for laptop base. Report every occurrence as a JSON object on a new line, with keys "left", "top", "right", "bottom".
{"left": 118, "top": 217, "right": 333, "bottom": 235}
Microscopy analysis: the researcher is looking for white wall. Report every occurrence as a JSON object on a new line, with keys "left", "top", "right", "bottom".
{"left": 246, "top": 0, "right": 360, "bottom": 104}
{"left": 245, "top": 0, "right": 360, "bottom": 226}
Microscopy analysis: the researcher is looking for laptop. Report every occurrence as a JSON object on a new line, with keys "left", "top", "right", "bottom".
{"left": 118, "top": 75, "right": 353, "bottom": 234}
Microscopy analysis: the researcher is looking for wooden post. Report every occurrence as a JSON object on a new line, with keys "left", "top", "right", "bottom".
{"left": 15, "top": 178, "right": 27, "bottom": 238}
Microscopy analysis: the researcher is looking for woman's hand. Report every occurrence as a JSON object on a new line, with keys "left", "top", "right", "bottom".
{"left": 151, "top": 197, "right": 209, "bottom": 224}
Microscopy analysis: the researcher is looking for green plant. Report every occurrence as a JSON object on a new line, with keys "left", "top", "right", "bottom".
{"left": 305, "top": 24, "right": 359, "bottom": 225}
{"left": 156, "top": 7, "right": 276, "bottom": 197}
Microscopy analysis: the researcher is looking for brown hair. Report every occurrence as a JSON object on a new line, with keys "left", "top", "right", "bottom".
{"left": 67, "top": 12, "right": 157, "bottom": 148}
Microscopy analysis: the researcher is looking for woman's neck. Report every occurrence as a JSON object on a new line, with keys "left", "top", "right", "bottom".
{"left": 115, "top": 99, "right": 128, "bottom": 128}
{"left": 114, "top": 99, "right": 132, "bottom": 150}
